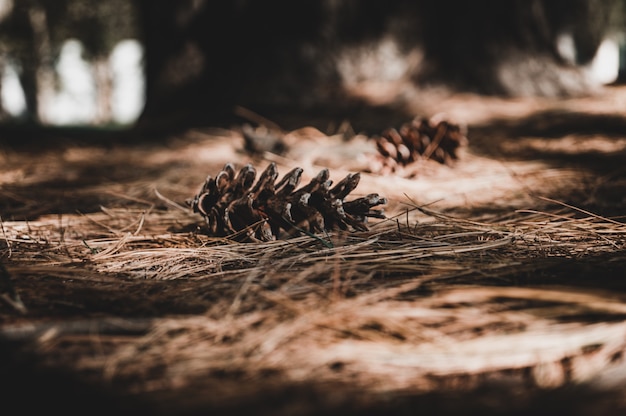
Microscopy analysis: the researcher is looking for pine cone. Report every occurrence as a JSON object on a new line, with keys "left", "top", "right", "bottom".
{"left": 374, "top": 116, "right": 468, "bottom": 171}
{"left": 187, "top": 163, "right": 387, "bottom": 241}
{"left": 241, "top": 123, "right": 287, "bottom": 156}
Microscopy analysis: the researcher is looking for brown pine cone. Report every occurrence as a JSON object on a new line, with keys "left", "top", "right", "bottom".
{"left": 241, "top": 123, "right": 287, "bottom": 156}
{"left": 374, "top": 115, "right": 468, "bottom": 171}
{"left": 187, "top": 163, "right": 387, "bottom": 241}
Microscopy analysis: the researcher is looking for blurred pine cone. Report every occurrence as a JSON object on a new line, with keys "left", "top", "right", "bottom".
{"left": 188, "top": 163, "right": 387, "bottom": 241}
{"left": 374, "top": 116, "right": 468, "bottom": 172}
{"left": 241, "top": 123, "right": 287, "bottom": 156}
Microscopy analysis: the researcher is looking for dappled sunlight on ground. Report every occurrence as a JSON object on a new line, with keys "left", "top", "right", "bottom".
{"left": 2, "top": 85, "right": 626, "bottom": 415}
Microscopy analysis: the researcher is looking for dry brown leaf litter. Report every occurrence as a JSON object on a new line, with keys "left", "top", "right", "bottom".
{"left": 3, "top": 88, "right": 626, "bottom": 412}
{"left": 2, "top": 200, "right": 626, "bottom": 402}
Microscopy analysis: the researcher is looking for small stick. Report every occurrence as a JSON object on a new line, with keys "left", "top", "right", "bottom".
{"left": 0, "top": 318, "right": 153, "bottom": 341}
{"left": 234, "top": 106, "right": 283, "bottom": 132}
{"left": 0, "top": 263, "right": 27, "bottom": 314}
{"left": 0, "top": 214, "right": 11, "bottom": 258}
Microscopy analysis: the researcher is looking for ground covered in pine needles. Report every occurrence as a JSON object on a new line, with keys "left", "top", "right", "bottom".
{"left": 2, "top": 85, "right": 626, "bottom": 415}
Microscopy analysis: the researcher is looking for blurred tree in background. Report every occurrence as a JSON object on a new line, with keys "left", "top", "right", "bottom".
{"left": 417, "top": 0, "right": 624, "bottom": 96}
{"left": 0, "top": 0, "right": 137, "bottom": 123}
{"left": 0, "top": 0, "right": 624, "bottom": 129}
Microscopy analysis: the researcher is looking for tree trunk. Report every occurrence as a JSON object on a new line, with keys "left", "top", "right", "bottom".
{"left": 92, "top": 57, "right": 113, "bottom": 124}
{"left": 27, "top": 2, "right": 55, "bottom": 123}
{"left": 0, "top": 60, "right": 9, "bottom": 121}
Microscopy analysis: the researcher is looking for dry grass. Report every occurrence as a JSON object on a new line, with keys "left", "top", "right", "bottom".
{"left": 2, "top": 197, "right": 626, "bottom": 403}
{"left": 2, "top": 87, "right": 626, "bottom": 414}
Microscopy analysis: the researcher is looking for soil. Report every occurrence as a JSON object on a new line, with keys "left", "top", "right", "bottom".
{"left": 1, "top": 85, "right": 626, "bottom": 415}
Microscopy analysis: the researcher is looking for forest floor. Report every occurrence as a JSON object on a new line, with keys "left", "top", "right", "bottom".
{"left": 2, "top": 85, "right": 626, "bottom": 415}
